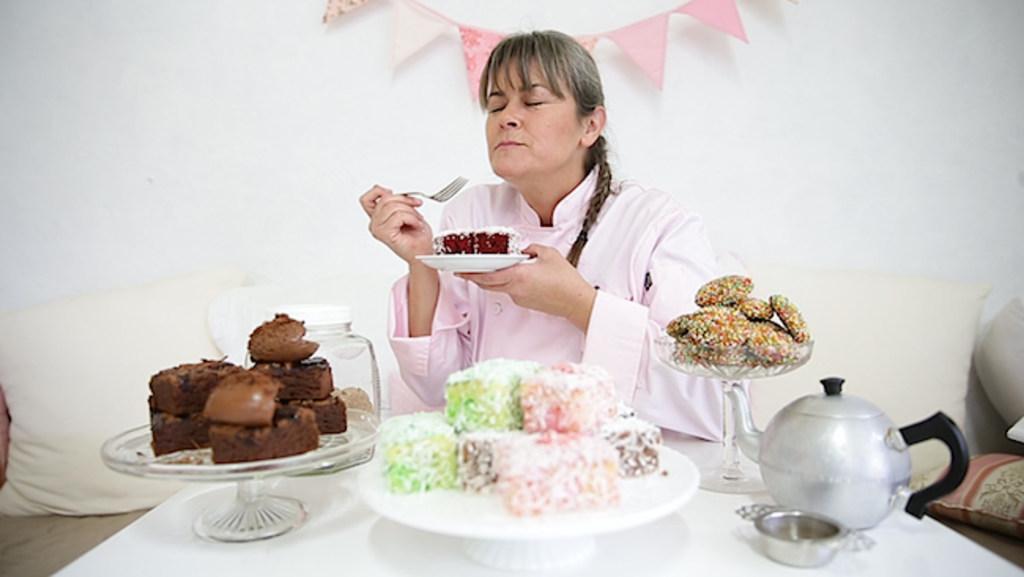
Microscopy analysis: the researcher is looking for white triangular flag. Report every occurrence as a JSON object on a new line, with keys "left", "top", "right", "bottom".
{"left": 392, "top": 0, "right": 451, "bottom": 68}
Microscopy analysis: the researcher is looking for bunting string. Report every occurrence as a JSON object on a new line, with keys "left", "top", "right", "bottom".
{"left": 325, "top": 0, "right": 761, "bottom": 98}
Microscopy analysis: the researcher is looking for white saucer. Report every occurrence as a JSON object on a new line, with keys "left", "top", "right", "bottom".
{"left": 416, "top": 254, "right": 531, "bottom": 273}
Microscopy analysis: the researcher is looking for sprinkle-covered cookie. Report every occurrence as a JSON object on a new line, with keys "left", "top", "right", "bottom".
{"left": 685, "top": 306, "right": 753, "bottom": 348}
{"left": 746, "top": 321, "right": 800, "bottom": 366}
{"left": 666, "top": 312, "right": 692, "bottom": 339}
{"left": 737, "top": 297, "right": 773, "bottom": 321}
{"left": 769, "top": 295, "right": 810, "bottom": 343}
{"left": 695, "top": 275, "right": 754, "bottom": 307}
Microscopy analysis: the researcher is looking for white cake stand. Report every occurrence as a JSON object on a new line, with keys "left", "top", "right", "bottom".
{"left": 101, "top": 409, "right": 379, "bottom": 542}
{"left": 654, "top": 335, "right": 813, "bottom": 494}
{"left": 359, "top": 447, "right": 699, "bottom": 571}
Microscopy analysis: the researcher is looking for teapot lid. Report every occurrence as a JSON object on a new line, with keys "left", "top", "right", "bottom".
{"left": 788, "top": 377, "right": 884, "bottom": 420}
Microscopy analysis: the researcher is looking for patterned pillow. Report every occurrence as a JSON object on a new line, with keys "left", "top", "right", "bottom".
{"left": 929, "top": 454, "right": 1024, "bottom": 539}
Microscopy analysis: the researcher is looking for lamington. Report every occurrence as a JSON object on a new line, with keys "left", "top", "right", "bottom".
{"left": 457, "top": 430, "right": 523, "bottom": 493}
{"left": 520, "top": 363, "right": 618, "bottom": 434}
{"left": 380, "top": 412, "right": 458, "bottom": 493}
{"left": 496, "top": 433, "right": 620, "bottom": 516}
{"left": 203, "top": 370, "right": 319, "bottom": 464}
{"left": 432, "top": 226, "right": 523, "bottom": 255}
{"left": 601, "top": 415, "right": 662, "bottom": 477}
{"left": 444, "top": 359, "right": 540, "bottom": 433}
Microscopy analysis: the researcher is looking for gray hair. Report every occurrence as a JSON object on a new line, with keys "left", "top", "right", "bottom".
{"left": 479, "top": 30, "right": 615, "bottom": 267}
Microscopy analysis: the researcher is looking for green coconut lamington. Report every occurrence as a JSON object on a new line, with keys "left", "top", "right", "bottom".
{"left": 380, "top": 412, "right": 458, "bottom": 493}
{"left": 444, "top": 359, "right": 541, "bottom": 433}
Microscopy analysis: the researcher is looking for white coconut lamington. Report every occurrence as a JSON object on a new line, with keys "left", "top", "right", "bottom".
{"left": 496, "top": 432, "right": 621, "bottom": 516}
{"left": 380, "top": 412, "right": 458, "bottom": 493}
{"left": 601, "top": 415, "right": 662, "bottom": 477}
{"left": 521, "top": 363, "right": 618, "bottom": 434}
{"left": 457, "top": 430, "right": 524, "bottom": 493}
{"left": 432, "top": 226, "right": 524, "bottom": 255}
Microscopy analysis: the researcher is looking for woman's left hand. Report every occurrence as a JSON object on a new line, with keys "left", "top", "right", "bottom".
{"left": 456, "top": 244, "right": 597, "bottom": 332}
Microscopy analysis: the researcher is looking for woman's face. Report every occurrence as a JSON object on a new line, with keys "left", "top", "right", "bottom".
{"left": 484, "top": 64, "right": 600, "bottom": 189}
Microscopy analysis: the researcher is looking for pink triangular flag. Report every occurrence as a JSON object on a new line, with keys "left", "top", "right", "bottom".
{"left": 676, "top": 0, "right": 748, "bottom": 43}
{"left": 458, "top": 26, "right": 504, "bottom": 99}
{"left": 576, "top": 36, "right": 599, "bottom": 53}
{"left": 323, "top": 0, "right": 372, "bottom": 25}
{"left": 392, "top": 0, "right": 450, "bottom": 67}
{"left": 605, "top": 14, "right": 670, "bottom": 89}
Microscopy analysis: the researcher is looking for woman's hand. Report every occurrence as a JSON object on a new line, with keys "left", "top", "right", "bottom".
{"left": 456, "top": 244, "right": 597, "bottom": 332}
{"left": 359, "top": 185, "right": 434, "bottom": 265}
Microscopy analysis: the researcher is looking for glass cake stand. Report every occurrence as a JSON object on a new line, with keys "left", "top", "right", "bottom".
{"left": 101, "top": 409, "right": 379, "bottom": 542}
{"left": 654, "top": 335, "right": 813, "bottom": 494}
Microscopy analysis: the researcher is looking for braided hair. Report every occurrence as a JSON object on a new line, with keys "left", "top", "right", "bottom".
{"left": 479, "top": 31, "right": 615, "bottom": 268}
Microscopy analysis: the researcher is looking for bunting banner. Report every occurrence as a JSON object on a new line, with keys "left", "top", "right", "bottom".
{"left": 605, "top": 14, "right": 670, "bottom": 89}
{"left": 391, "top": 0, "right": 450, "bottom": 67}
{"left": 326, "top": 0, "right": 780, "bottom": 99}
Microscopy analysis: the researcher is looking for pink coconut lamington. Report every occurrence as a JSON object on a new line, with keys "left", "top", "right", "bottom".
{"left": 496, "top": 433, "right": 620, "bottom": 516}
{"left": 432, "top": 226, "right": 524, "bottom": 255}
{"left": 520, "top": 363, "right": 618, "bottom": 434}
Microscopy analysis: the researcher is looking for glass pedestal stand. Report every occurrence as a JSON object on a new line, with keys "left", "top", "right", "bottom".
{"left": 193, "top": 478, "right": 307, "bottom": 542}
{"left": 654, "top": 335, "right": 814, "bottom": 494}
{"left": 101, "top": 409, "right": 380, "bottom": 543}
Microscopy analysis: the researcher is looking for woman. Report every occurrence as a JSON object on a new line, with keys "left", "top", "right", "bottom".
{"left": 360, "top": 31, "right": 723, "bottom": 440}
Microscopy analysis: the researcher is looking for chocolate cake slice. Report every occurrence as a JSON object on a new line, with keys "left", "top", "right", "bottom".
{"left": 284, "top": 390, "right": 347, "bottom": 434}
{"left": 203, "top": 370, "right": 319, "bottom": 463}
{"left": 149, "top": 359, "right": 242, "bottom": 416}
{"left": 208, "top": 406, "right": 320, "bottom": 464}
{"left": 149, "top": 409, "right": 210, "bottom": 456}
{"left": 253, "top": 357, "right": 333, "bottom": 401}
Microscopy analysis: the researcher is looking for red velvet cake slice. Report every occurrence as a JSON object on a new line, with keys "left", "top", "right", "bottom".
{"left": 432, "top": 227, "right": 523, "bottom": 255}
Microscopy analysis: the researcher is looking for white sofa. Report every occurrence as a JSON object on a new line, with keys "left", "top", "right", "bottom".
{"left": 0, "top": 265, "right": 1021, "bottom": 576}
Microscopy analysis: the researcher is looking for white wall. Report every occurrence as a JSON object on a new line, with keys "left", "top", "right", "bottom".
{"left": 2, "top": 0, "right": 1022, "bottom": 393}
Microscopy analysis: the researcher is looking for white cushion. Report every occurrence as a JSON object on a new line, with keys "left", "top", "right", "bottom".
{"left": 746, "top": 264, "right": 989, "bottom": 478}
{"left": 975, "top": 296, "right": 1024, "bottom": 426}
{"left": 0, "top": 268, "right": 247, "bottom": 516}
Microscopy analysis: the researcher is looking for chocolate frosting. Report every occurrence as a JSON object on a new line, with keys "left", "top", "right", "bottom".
{"left": 248, "top": 314, "right": 319, "bottom": 363}
{"left": 203, "top": 370, "right": 281, "bottom": 426}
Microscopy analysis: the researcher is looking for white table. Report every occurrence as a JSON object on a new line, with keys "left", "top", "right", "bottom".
{"left": 59, "top": 434, "right": 1020, "bottom": 577}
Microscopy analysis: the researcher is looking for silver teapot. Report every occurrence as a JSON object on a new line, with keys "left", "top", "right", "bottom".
{"left": 728, "top": 377, "right": 969, "bottom": 529}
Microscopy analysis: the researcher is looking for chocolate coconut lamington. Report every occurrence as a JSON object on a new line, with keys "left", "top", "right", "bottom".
{"left": 203, "top": 370, "right": 319, "bottom": 463}
{"left": 458, "top": 430, "right": 521, "bottom": 493}
{"left": 601, "top": 415, "right": 662, "bottom": 477}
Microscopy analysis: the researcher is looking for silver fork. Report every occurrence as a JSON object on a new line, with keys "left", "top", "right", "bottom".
{"left": 401, "top": 176, "right": 468, "bottom": 202}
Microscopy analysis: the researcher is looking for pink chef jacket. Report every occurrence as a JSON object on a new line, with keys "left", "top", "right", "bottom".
{"left": 388, "top": 169, "right": 724, "bottom": 440}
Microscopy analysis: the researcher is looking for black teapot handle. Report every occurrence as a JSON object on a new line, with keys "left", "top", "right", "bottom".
{"left": 899, "top": 412, "right": 969, "bottom": 518}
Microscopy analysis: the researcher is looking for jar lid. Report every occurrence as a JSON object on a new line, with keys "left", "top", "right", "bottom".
{"left": 273, "top": 304, "right": 351, "bottom": 326}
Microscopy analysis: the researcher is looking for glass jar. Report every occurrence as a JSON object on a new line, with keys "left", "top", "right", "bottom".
{"left": 276, "top": 304, "right": 381, "bottom": 417}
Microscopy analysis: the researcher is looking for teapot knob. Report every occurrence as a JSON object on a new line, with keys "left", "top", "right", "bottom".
{"left": 821, "top": 377, "right": 845, "bottom": 396}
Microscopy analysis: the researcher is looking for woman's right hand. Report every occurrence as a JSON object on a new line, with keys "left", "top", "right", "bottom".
{"left": 359, "top": 185, "right": 434, "bottom": 265}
